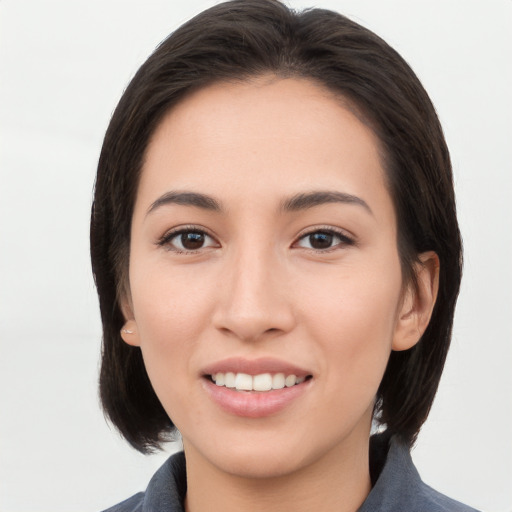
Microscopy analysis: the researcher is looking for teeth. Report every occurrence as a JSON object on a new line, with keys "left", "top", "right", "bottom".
{"left": 285, "top": 374, "right": 297, "bottom": 387}
{"left": 212, "top": 372, "right": 307, "bottom": 391}
{"left": 272, "top": 373, "right": 285, "bottom": 389}
{"left": 235, "top": 373, "right": 253, "bottom": 391}
{"left": 253, "top": 373, "right": 272, "bottom": 391}
{"left": 224, "top": 372, "right": 236, "bottom": 388}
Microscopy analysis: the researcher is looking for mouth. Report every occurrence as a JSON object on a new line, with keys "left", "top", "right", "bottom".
{"left": 201, "top": 358, "right": 314, "bottom": 418}
{"left": 206, "top": 372, "right": 313, "bottom": 392}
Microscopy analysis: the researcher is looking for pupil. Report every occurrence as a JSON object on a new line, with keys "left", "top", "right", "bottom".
{"left": 310, "top": 232, "right": 333, "bottom": 249}
{"left": 181, "top": 232, "right": 204, "bottom": 249}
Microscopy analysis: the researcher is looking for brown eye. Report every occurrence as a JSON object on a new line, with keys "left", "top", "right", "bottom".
{"left": 308, "top": 232, "right": 334, "bottom": 249}
{"left": 180, "top": 232, "right": 205, "bottom": 250}
{"left": 159, "top": 228, "right": 218, "bottom": 252}
{"left": 296, "top": 229, "right": 354, "bottom": 251}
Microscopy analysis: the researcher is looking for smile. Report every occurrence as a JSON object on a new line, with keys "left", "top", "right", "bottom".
{"left": 201, "top": 358, "right": 313, "bottom": 417}
{"left": 210, "top": 372, "right": 308, "bottom": 392}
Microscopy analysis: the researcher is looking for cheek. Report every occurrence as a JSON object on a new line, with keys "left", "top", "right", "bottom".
{"left": 131, "top": 259, "right": 214, "bottom": 334}
{"left": 302, "top": 260, "right": 403, "bottom": 385}
{"left": 129, "top": 263, "right": 216, "bottom": 384}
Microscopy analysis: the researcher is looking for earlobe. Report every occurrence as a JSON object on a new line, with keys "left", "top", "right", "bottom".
{"left": 119, "top": 297, "right": 141, "bottom": 347}
{"left": 120, "top": 319, "right": 141, "bottom": 346}
{"left": 392, "top": 251, "right": 440, "bottom": 351}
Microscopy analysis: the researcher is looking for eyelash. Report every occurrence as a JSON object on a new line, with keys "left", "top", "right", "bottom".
{"left": 157, "top": 225, "right": 355, "bottom": 254}
{"left": 157, "top": 225, "right": 218, "bottom": 254}
{"left": 294, "top": 226, "right": 355, "bottom": 252}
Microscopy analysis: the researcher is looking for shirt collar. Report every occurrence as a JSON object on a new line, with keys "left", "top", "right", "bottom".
{"left": 141, "top": 433, "right": 422, "bottom": 512}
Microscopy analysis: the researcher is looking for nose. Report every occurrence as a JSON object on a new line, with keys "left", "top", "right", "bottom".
{"left": 212, "top": 246, "right": 296, "bottom": 342}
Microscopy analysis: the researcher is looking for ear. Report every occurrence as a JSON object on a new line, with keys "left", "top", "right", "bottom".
{"left": 392, "top": 251, "right": 440, "bottom": 351}
{"left": 119, "top": 299, "right": 141, "bottom": 347}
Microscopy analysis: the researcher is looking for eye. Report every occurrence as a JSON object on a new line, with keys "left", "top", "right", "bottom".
{"left": 295, "top": 229, "right": 354, "bottom": 251}
{"left": 158, "top": 227, "right": 218, "bottom": 253}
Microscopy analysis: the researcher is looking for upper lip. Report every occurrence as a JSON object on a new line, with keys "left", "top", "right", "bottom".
{"left": 201, "top": 357, "right": 312, "bottom": 378}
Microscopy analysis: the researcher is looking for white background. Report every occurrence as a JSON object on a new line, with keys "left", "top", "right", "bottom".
{"left": 1, "top": 1, "right": 511, "bottom": 511}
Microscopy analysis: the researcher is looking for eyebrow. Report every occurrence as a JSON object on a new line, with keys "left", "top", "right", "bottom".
{"left": 146, "top": 189, "right": 372, "bottom": 216}
{"left": 147, "top": 191, "right": 222, "bottom": 215}
{"left": 281, "top": 191, "right": 373, "bottom": 215}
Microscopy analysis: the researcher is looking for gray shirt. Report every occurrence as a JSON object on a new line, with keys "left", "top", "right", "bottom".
{"left": 102, "top": 434, "right": 479, "bottom": 512}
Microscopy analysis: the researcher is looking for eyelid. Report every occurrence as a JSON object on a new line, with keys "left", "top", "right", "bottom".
{"left": 157, "top": 224, "right": 220, "bottom": 252}
{"left": 293, "top": 225, "right": 356, "bottom": 251}
{"left": 156, "top": 224, "right": 354, "bottom": 253}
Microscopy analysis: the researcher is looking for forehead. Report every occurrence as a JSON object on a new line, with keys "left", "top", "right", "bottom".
{"left": 137, "top": 76, "right": 391, "bottom": 217}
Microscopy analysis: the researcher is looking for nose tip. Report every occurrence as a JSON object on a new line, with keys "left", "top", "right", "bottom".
{"left": 212, "top": 257, "right": 295, "bottom": 342}
{"left": 215, "top": 314, "right": 288, "bottom": 343}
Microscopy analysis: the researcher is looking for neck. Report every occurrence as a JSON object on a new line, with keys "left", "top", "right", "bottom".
{"left": 183, "top": 431, "right": 372, "bottom": 512}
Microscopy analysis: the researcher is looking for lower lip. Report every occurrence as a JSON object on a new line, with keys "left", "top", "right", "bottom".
{"left": 202, "top": 378, "right": 311, "bottom": 418}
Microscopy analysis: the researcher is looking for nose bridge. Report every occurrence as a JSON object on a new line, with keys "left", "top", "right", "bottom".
{"left": 213, "top": 237, "right": 294, "bottom": 341}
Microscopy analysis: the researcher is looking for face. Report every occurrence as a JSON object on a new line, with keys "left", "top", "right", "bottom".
{"left": 123, "top": 77, "right": 419, "bottom": 480}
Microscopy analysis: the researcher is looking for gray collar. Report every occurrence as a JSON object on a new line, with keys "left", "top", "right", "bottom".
{"left": 133, "top": 433, "right": 478, "bottom": 512}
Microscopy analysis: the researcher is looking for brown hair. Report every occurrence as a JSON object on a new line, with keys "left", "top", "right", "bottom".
{"left": 91, "top": 0, "right": 462, "bottom": 453}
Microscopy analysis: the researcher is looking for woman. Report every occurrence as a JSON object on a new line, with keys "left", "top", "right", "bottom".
{"left": 91, "top": 1, "right": 478, "bottom": 510}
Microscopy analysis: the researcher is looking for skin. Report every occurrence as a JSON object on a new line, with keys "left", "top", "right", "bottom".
{"left": 121, "top": 76, "right": 438, "bottom": 512}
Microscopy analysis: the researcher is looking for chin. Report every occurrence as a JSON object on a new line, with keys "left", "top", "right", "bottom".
{"left": 212, "top": 445, "right": 312, "bottom": 480}
{"left": 183, "top": 420, "right": 361, "bottom": 482}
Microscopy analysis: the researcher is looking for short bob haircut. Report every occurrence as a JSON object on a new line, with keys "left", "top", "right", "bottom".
{"left": 91, "top": 0, "right": 462, "bottom": 453}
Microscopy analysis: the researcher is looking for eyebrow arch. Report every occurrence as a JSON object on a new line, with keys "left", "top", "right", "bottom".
{"left": 147, "top": 191, "right": 222, "bottom": 215}
{"left": 281, "top": 190, "right": 373, "bottom": 215}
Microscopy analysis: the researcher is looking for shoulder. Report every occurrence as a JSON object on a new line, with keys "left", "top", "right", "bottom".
{"left": 418, "top": 482, "right": 480, "bottom": 512}
{"left": 360, "top": 433, "right": 480, "bottom": 512}
{"left": 101, "top": 492, "right": 144, "bottom": 512}
{"left": 100, "top": 451, "right": 187, "bottom": 512}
